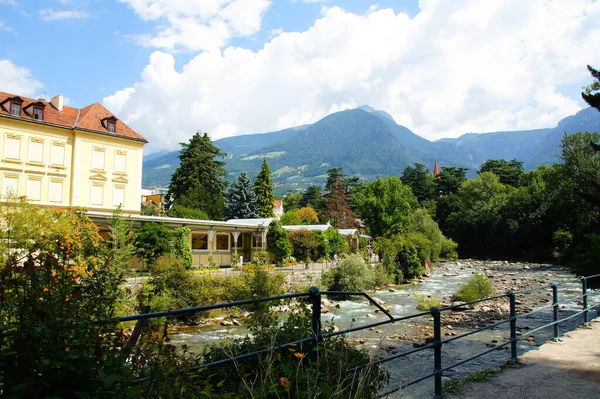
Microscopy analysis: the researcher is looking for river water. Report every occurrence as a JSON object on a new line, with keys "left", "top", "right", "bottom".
{"left": 168, "top": 261, "right": 600, "bottom": 398}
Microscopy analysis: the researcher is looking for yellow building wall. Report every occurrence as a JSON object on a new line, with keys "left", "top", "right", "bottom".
{"left": 0, "top": 118, "right": 73, "bottom": 207}
{"left": 71, "top": 130, "right": 144, "bottom": 214}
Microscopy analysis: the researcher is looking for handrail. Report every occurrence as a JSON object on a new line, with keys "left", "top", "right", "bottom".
{"left": 35, "top": 272, "right": 600, "bottom": 398}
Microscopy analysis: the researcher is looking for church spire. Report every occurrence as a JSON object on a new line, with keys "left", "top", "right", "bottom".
{"left": 433, "top": 159, "right": 440, "bottom": 177}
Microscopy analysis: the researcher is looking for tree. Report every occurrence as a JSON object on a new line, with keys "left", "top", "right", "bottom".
{"left": 436, "top": 167, "right": 468, "bottom": 196}
{"left": 280, "top": 210, "right": 302, "bottom": 225}
{"left": 223, "top": 171, "right": 258, "bottom": 220}
{"left": 320, "top": 227, "right": 349, "bottom": 257}
{"left": 254, "top": 158, "right": 275, "bottom": 218}
{"left": 401, "top": 163, "right": 436, "bottom": 202}
{"left": 352, "top": 176, "right": 418, "bottom": 238}
{"left": 141, "top": 201, "right": 161, "bottom": 216}
{"left": 165, "top": 204, "right": 209, "bottom": 220}
{"left": 300, "top": 185, "right": 323, "bottom": 211}
{"left": 322, "top": 178, "right": 356, "bottom": 228}
{"left": 283, "top": 193, "right": 302, "bottom": 212}
{"left": 134, "top": 222, "right": 173, "bottom": 266}
{"left": 167, "top": 132, "right": 227, "bottom": 220}
{"left": 325, "top": 167, "right": 359, "bottom": 193}
{"left": 297, "top": 206, "right": 319, "bottom": 224}
{"left": 479, "top": 159, "right": 523, "bottom": 187}
{"left": 288, "top": 229, "right": 320, "bottom": 261}
{"left": 582, "top": 64, "right": 600, "bottom": 110}
{"left": 267, "top": 220, "right": 292, "bottom": 262}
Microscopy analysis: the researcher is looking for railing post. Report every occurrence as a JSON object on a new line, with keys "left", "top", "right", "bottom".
{"left": 581, "top": 277, "right": 589, "bottom": 325}
{"left": 431, "top": 307, "right": 443, "bottom": 398}
{"left": 507, "top": 292, "right": 519, "bottom": 363}
{"left": 551, "top": 283, "right": 560, "bottom": 341}
{"left": 308, "top": 286, "right": 322, "bottom": 362}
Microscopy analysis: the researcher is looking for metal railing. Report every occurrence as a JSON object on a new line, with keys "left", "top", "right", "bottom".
{"left": 112, "top": 273, "right": 600, "bottom": 398}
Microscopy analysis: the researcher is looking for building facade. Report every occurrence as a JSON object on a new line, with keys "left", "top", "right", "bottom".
{"left": 0, "top": 91, "right": 147, "bottom": 214}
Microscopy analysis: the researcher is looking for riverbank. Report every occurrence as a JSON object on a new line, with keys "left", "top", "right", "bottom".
{"left": 448, "top": 318, "right": 600, "bottom": 399}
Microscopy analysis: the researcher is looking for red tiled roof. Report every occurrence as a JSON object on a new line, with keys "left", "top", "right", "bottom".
{"left": 274, "top": 200, "right": 282, "bottom": 207}
{"left": 0, "top": 91, "right": 147, "bottom": 143}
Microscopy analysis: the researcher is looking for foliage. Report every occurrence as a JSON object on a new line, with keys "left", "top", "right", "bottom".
{"left": 436, "top": 166, "right": 468, "bottom": 196}
{"left": 401, "top": 163, "right": 436, "bottom": 202}
{"left": 280, "top": 209, "right": 302, "bottom": 225}
{"left": 298, "top": 206, "right": 320, "bottom": 224}
{"left": 479, "top": 159, "right": 524, "bottom": 187}
{"left": 582, "top": 64, "right": 600, "bottom": 110}
{"left": 254, "top": 158, "right": 276, "bottom": 218}
{"left": 0, "top": 201, "right": 130, "bottom": 397}
{"left": 352, "top": 176, "right": 418, "bottom": 238}
{"left": 165, "top": 204, "right": 209, "bottom": 220}
{"left": 141, "top": 201, "right": 162, "bottom": 216}
{"left": 167, "top": 132, "right": 227, "bottom": 220}
{"left": 321, "top": 255, "right": 377, "bottom": 292}
{"left": 574, "top": 233, "right": 600, "bottom": 278}
{"left": 405, "top": 232, "right": 435, "bottom": 266}
{"left": 552, "top": 229, "right": 573, "bottom": 261}
{"left": 289, "top": 229, "right": 320, "bottom": 262}
{"left": 320, "top": 226, "right": 349, "bottom": 257}
{"left": 267, "top": 220, "right": 293, "bottom": 262}
{"left": 443, "top": 368, "right": 502, "bottom": 395}
{"left": 409, "top": 208, "right": 444, "bottom": 261}
{"left": 415, "top": 294, "right": 443, "bottom": 311}
{"left": 394, "top": 237, "right": 424, "bottom": 280}
{"left": 440, "top": 237, "right": 459, "bottom": 260}
{"left": 452, "top": 274, "right": 495, "bottom": 303}
{"left": 322, "top": 178, "right": 356, "bottom": 228}
{"left": 172, "top": 226, "right": 193, "bottom": 269}
{"left": 134, "top": 222, "right": 173, "bottom": 266}
{"left": 283, "top": 192, "right": 302, "bottom": 212}
{"left": 108, "top": 205, "right": 136, "bottom": 271}
{"left": 224, "top": 171, "right": 259, "bottom": 220}
{"left": 300, "top": 185, "right": 323, "bottom": 212}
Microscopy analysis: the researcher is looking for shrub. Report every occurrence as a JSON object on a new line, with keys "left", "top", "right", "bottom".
{"left": 452, "top": 274, "right": 495, "bottom": 302}
{"left": 320, "top": 227, "right": 349, "bottom": 257}
{"left": 289, "top": 229, "right": 320, "bottom": 261}
{"left": 395, "top": 237, "right": 424, "bottom": 280}
{"left": 440, "top": 236, "right": 459, "bottom": 260}
{"left": 165, "top": 204, "right": 209, "bottom": 220}
{"left": 409, "top": 208, "right": 443, "bottom": 260}
{"left": 321, "top": 254, "right": 376, "bottom": 292}
{"left": 280, "top": 209, "right": 302, "bottom": 225}
{"left": 405, "top": 231, "right": 434, "bottom": 266}
{"left": 372, "top": 262, "right": 393, "bottom": 288}
{"left": 134, "top": 222, "right": 172, "bottom": 266}
{"left": 415, "top": 294, "right": 443, "bottom": 311}
{"left": 172, "top": 226, "right": 193, "bottom": 268}
{"left": 298, "top": 206, "right": 319, "bottom": 224}
{"left": 267, "top": 220, "right": 293, "bottom": 262}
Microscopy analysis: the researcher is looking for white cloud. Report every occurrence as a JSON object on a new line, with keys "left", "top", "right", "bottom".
{"left": 39, "top": 8, "right": 90, "bottom": 21}
{"left": 0, "top": 59, "right": 44, "bottom": 97}
{"left": 0, "top": 21, "right": 12, "bottom": 31}
{"left": 106, "top": 0, "right": 600, "bottom": 153}
{"left": 119, "top": 0, "right": 271, "bottom": 52}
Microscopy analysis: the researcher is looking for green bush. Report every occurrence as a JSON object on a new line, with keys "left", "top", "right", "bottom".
{"left": 409, "top": 208, "right": 443, "bottom": 260}
{"left": 415, "top": 294, "right": 443, "bottom": 311}
{"left": 405, "top": 232, "right": 434, "bottom": 266}
{"left": 289, "top": 229, "right": 320, "bottom": 262}
{"left": 395, "top": 237, "right": 424, "bottom": 280}
{"left": 267, "top": 220, "right": 293, "bottom": 262}
{"left": 134, "top": 222, "right": 172, "bottom": 266}
{"left": 321, "top": 254, "right": 376, "bottom": 292}
{"left": 372, "top": 262, "right": 393, "bottom": 288}
{"left": 165, "top": 204, "right": 209, "bottom": 220}
{"left": 440, "top": 236, "right": 459, "bottom": 260}
{"left": 452, "top": 274, "right": 495, "bottom": 302}
{"left": 172, "top": 226, "right": 193, "bottom": 268}
{"left": 320, "top": 227, "right": 349, "bottom": 257}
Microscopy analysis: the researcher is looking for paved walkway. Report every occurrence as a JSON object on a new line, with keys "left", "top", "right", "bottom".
{"left": 449, "top": 318, "right": 600, "bottom": 399}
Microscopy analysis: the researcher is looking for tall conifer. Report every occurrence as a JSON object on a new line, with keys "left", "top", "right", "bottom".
{"left": 167, "top": 132, "right": 227, "bottom": 220}
{"left": 253, "top": 158, "right": 275, "bottom": 218}
{"left": 224, "top": 172, "right": 258, "bottom": 220}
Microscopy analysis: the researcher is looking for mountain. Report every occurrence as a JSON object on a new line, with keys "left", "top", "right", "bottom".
{"left": 141, "top": 105, "right": 600, "bottom": 194}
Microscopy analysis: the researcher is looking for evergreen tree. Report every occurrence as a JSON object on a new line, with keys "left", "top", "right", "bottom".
{"left": 223, "top": 172, "right": 258, "bottom": 220}
{"left": 436, "top": 167, "right": 468, "bottom": 196}
{"left": 582, "top": 65, "right": 600, "bottom": 110}
{"left": 300, "top": 185, "right": 323, "bottom": 211}
{"left": 322, "top": 178, "right": 356, "bottom": 228}
{"left": 167, "top": 132, "right": 227, "bottom": 220}
{"left": 401, "top": 163, "right": 436, "bottom": 202}
{"left": 254, "top": 158, "right": 275, "bottom": 218}
{"left": 479, "top": 159, "right": 523, "bottom": 187}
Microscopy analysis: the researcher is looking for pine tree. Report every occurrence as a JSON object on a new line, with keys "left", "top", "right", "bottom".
{"left": 322, "top": 178, "right": 356, "bottom": 228}
{"left": 254, "top": 158, "right": 275, "bottom": 218}
{"left": 223, "top": 172, "right": 258, "bottom": 220}
{"left": 167, "top": 132, "right": 227, "bottom": 220}
{"left": 582, "top": 65, "right": 600, "bottom": 111}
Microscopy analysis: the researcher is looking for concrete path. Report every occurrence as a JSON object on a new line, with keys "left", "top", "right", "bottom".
{"left": 449, "top": 318, "right": 600, "bottom": 399}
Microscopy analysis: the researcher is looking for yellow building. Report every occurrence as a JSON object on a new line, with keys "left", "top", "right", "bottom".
{"left": 0, "top": 91, "right": 147, "bottom": 213}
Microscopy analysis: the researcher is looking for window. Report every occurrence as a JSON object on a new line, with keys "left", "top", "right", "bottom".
{"left": 90, "top": 184, "right": 104, "bottom": 206}
{"left": 252, "top": 234, "right": 263, "bottom": 248}
{"left": 114, "top": 152, "right": 126, "bottom": 173}
{"left": 26, "top": 177, "right": 42, "bottom": 201}
{"left": 10, "top": 102, "right": 20, "bottom": 116}
{"left": 4, "top": 136, "right": 21, "bottom": 160}
{"left": 232, "top": 233, "right": 244, "bottom": 248}
{"left": 33, "top": 106, "right": 43, "bottom": 120}
{"left": 1, "top": 175, "right": 18, "bottom": 197}
{"left": 107, "top": 120, "right": 115, "bottom": 133}
{"left": 191, "top": 233, "right": 208, "bottom": 250}
{"left": 92, "top": 148, "right": 105, "bottom": 170}
{"left": 28, "top": 140, "right": 43, "bottom": 163}
{"left": 50, "top": 143, "right": 65, "bottom": 166}
{"left": 216, "top": 234, "right": 229, "bottom": 250}
{"left": 49, "top": 180, "right": 63, "bottom": 202}
{"left": 113, "top": 186, "right": 125, "bottom": 207}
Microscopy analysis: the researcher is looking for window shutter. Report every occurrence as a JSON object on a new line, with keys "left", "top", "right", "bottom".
{"left": 92, "top": 149, "right": 105, "bottom": 170}
{"left": 26, "top": 178, "right": 42, "bottom": 201}
{"left": 114, "top": 153, "right": 126, "bottom": 173}
{"left": 4, "top": 137, "right": 21, "bottom": 160}
{"left": 51, "top": 144, "right": 65, "bottom": 166}
{"left": 28, "top": 140, "right": 43, "bottom": 163}
{"left": 113, "top": 186, "right": 125, "bottom": 207}
{"left": 2, "top": 175, "right": 18, "bottom": 197}
{"left": 49, "top": 180, "right": 63, "bottom": 202}
{"left": 91, "top": 184, "right": 103, "bottom": 205}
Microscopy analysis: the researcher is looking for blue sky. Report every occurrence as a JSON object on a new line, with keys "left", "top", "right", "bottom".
{"left": 1, "top": 1, "right": 599, "bottom": 153}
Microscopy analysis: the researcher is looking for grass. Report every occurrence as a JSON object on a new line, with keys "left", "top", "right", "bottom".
{"left": 451, "top": 274, "right": 495, "bottom": 303}
{"left": 414, "top": 294, "right": 443, "bottom": 311}
{"left": 443, "top": 368, "right": 502, "bottom": 395}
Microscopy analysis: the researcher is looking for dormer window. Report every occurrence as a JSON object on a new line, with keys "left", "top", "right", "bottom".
{"left": 102, "top": 116, "right": 117, "bottom": 133}
{"left": 10, "top": 102, "right": 21, "bottom": 116}
{"left": 33, "top": 106, "right": 44, "bottom": 120}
